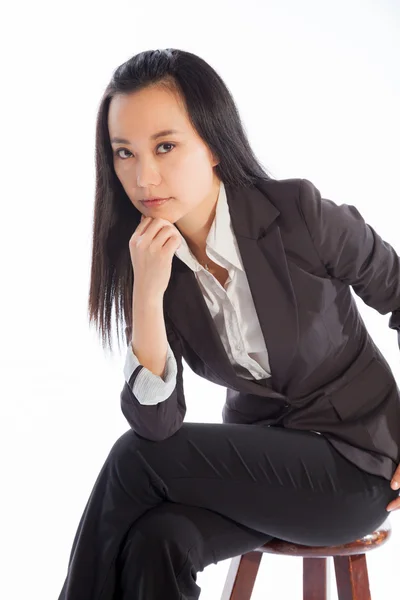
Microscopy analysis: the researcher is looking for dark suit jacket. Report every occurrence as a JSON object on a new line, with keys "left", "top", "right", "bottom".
{"left": 122, "top": 177, "right": 400, "bottom": 481}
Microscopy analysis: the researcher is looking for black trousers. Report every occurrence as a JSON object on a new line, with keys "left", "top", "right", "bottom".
{"left": 57, "top": 423, "right": 398, "bottom": 600}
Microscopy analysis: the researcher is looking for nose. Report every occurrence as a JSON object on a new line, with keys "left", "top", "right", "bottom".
{"left": 136, "top": 159, "right": 161, "bottom": 187}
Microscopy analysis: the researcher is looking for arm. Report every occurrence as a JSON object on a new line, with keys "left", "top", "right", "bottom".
{"left": 120, "top": 310, "right": 186, "bottom": 441}
{"left": 297, "top": 178, "right": 400, "bottom": 349}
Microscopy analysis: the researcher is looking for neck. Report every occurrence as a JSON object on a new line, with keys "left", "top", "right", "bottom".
{"left": 175, "top": 174, "right": 221, "bottom": 253}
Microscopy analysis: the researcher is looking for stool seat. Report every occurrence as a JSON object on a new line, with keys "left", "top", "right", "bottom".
{"left": 221, "top": 518, "right": 392, "bottom": 600}
{"left": 258, "top": 517, "right": 391, "bottom": 557}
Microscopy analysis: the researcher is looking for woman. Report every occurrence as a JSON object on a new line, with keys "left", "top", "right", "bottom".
{"left": 58, "top": 48, "right": 400, "bottom": 600}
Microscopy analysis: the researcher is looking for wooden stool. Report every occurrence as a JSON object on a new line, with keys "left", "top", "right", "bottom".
{"left": 220, "top": 518, "right": 391, "bottom": 600}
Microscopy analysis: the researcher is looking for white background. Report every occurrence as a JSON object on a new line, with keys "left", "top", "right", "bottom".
{"left": 1, "top": 0, "right": 399, "bottom": 598}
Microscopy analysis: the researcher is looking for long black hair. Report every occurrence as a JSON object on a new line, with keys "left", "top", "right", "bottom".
{"left": 87, "top": 48, "right": 275, "bottom": 353}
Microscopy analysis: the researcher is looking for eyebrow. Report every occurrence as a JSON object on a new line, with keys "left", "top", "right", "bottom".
{"left": 110, "top": 129, "right": 183, "bottom": 144}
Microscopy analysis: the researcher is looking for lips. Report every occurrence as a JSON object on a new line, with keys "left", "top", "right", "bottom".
{"left": 141, "top": 198, "right": 170, "bottom": 206}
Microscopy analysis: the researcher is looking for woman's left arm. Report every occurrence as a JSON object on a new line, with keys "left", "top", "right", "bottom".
{"left": 297, "top": 179, "right": 400, "bottom": 504}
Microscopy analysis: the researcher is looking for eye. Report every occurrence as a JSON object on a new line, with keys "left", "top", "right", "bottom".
{"left": 114, "top": 148, "right": 132, "bottom": 160}
{"left": 114, "top": 143, "right": 175, "bottom": 160}
{"left": 158, "top": 143, "right": 175, "bottom": 154}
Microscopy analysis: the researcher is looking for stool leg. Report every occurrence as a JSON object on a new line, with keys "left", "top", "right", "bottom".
{"left": 220, "top": 551, "right": 262, "bottom": 600}
{"left": 303, "top": 557, "right": 327, "bottom": 600}
{"left": 333, "top": 554, "right": 371, "bottom": 600}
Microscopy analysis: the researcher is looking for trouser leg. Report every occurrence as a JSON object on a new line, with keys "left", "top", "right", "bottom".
{"left": 57, "top": 422, "right": 398, "bottom": 600}
{"left": 114, "top": 501, "right": 272, "bottom": 600}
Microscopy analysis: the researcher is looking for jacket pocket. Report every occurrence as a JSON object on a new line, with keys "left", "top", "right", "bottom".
{"left": 327, "top": 357, "right": 392, "bottom": 421}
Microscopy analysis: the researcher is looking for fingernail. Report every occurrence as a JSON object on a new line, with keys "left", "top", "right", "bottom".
{"left": 392, "top": 482, "right": 399, "bottom": 490}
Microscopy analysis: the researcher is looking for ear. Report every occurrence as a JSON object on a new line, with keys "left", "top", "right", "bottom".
{"left": 207, "top": 145, "right": 220, "bottom": 167}
{"left": 212, "top": 154, "right": 220, "bottom": 167}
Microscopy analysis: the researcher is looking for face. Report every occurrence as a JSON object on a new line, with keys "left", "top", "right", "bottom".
{"left": 108, "top": 84, "right": 221, "bottom": 237}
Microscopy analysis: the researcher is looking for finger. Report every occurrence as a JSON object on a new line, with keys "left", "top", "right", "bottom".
{"left": 138, "top": 215, "right": 151, "bottom": 233}
{"left": 387, "top": 497, "right": 400, "bottom": 511}
{"left": 390, "top": 467, "right": 400, "bottom": 489}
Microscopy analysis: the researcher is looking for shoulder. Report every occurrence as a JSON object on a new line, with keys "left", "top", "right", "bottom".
{"left": 254, "top": 177, "right": 323, "bottom": 226}
{"left": 255, "top": 176, "right": 319, "bottom": 204}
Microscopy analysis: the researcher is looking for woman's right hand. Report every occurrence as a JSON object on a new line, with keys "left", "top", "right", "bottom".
{"left": 129, "top": 215, "right": 182, "bottom": 298}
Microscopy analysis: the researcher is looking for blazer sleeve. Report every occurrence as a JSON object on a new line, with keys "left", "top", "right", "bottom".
{"left": 298, "top": 178, "right": 400, "bottom": 349}
{"left": 123, "top": 339, "right": 178, "bottom": 404}
{"left": 120, "top": 315, "right": 187, "bottom": 441}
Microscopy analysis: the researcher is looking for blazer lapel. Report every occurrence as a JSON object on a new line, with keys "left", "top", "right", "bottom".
{"left": 164, "top": 182, "right": 299, "bottom": 395}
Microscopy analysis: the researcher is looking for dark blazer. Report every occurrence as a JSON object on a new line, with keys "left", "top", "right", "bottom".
{"left": 122, "top": 177, "right": 400, "bottom": 482}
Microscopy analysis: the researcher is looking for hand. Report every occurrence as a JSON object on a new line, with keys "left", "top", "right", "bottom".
{"left": 386, "top": 464, "right": 400, "bottom": 511}
{"left": 129, "top": 215, "right": 182, "bottom": 298}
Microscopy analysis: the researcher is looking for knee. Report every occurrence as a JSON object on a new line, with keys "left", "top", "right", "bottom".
{"left": 106, "top": 428, "right": 147, "bottom": 463}
{"left": 106, "top": 424, "right": 189, "bottom": 464}
{"left": 134, "top": 504, "right": 202, "bottom": 547}
{"left": 120, "top": 504, "right": 207, "bottom": 571}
